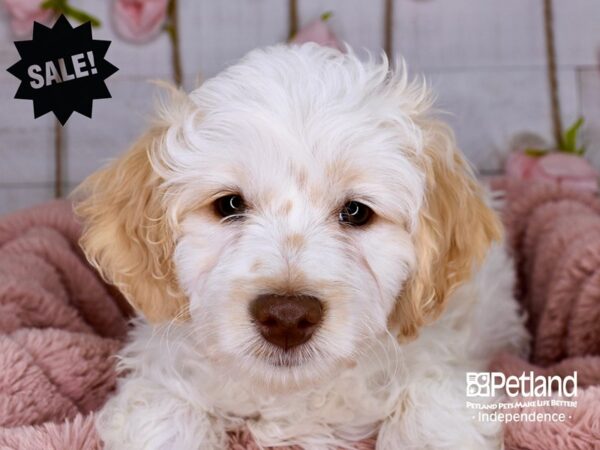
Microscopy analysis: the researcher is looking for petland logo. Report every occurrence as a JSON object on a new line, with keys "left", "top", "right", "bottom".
{"left": 465, "top": 371, "right": 579, "bottom": 423}
{"left": 466, "top": 371, "right": 578, "bottom": 398}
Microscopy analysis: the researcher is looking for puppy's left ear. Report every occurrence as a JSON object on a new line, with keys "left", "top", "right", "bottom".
{"left": 392, "top": 120, "right": 502, "bottom": 338}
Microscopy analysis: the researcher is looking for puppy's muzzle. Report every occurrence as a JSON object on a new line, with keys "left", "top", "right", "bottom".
{"left": 250, "top": 294, "right": 323, "bottom": 350}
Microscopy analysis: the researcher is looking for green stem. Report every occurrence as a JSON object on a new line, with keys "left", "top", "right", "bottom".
{"left": 167, "top": 0, "right": 183, "bottom": 86}
{"left": 41, "top": 0, "right": 101, "bottom": 27}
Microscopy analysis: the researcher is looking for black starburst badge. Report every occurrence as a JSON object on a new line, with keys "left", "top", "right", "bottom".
{"left": 7, "top": 15, "right": 118, "bottom": 125}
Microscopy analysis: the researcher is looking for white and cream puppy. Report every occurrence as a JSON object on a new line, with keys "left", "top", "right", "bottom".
{"left": 76, "top": 44, "right": 528, "bottom": 450}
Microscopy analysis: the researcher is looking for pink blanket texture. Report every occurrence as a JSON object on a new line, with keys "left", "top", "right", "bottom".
{"left": 492, "top": 181, "right": 600, "bottom": 450}
{"left": 0, "top": 185, "right": 598, "bottom": 449}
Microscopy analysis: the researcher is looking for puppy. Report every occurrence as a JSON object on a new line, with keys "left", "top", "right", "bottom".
{"left": 76, "top": 44, "right": 528, "bottom": 450}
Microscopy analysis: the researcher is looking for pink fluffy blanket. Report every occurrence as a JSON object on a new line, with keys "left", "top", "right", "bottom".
{"left": 0, "top": 201, "right": 126, "bottom": 449}
{"left": 0, "top": 187, "right": 599, "bottom": 449}
{"left": 492, "top": 181, "right": 600, "bottom": 449}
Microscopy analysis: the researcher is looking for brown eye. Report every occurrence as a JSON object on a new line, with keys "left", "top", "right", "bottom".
{"left": 214, "top": 194, "right": 246, "bottom": 219}
{"left": 339, "top": 201, "right": 373, "bottom": 226}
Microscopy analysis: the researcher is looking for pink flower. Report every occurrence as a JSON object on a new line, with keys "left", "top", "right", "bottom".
{"left": 291, "top": 15, "right": 343, "bottom": 51}
{"left": 112, "top": 0, "right": 168, "bottom": 44}
{"left": 529, "top": 152, "right": 599, "bottom": 192}
{"left": 505, "top": 152, "right": 539, "bottom": 179}
{"left": 3, "top": 0, "right": 55, "bottom": 37}
{"left": 505, "top": 152, "right": 599, "bottom": 193}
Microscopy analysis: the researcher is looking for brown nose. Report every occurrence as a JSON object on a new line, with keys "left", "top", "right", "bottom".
{"left": 250, "top": 294, "right": 323, "bottom": 350}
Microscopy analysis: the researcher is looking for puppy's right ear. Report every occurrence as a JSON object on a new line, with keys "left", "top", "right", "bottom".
{"left": 74, "top": 128, "right": 189, "bottom": 323}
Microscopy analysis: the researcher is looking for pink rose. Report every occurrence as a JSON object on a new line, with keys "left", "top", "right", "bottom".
{"left": 505, "top": 151, "right": 599, "bottom": 193}
{"left": 112, "top": 0, "right": 168, "bottom": 44}
{"left": 3, "top": 0, "right": 55, "bottom": 37}
{"left": 505, "top": 152, "right": 539, "bottom": 179}
{"left": 291, "top": 15, "right": 343, "bottom": 51}
{"left": 529, "top": 152, "right": 599, "bottom": 193}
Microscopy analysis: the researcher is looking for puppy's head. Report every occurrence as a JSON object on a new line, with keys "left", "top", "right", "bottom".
{"left": 75, "top": 45, "right": 500, "bottom": 385}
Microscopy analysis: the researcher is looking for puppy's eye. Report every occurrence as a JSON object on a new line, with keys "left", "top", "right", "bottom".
{"left": 339, "top": 201, "right": 373, "bottom": 226}
{"left": 214, "top": 194, "right": 246, "bottom": 219}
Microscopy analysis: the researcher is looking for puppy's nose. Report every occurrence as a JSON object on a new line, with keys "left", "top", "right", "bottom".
{"left": 250, "top": 294, "right": 323, "bottom": 350}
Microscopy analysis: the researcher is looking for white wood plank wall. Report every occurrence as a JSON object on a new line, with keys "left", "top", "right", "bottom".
{"left": 0, "top": 0, "right": 599, "bottom": 214}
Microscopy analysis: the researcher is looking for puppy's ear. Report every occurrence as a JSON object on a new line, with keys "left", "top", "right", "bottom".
{"left": 74, "top": 128, "right": 188, "bottom": 323}
{"left": 392, "top": 120, "right": 501, "bottom": 338}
